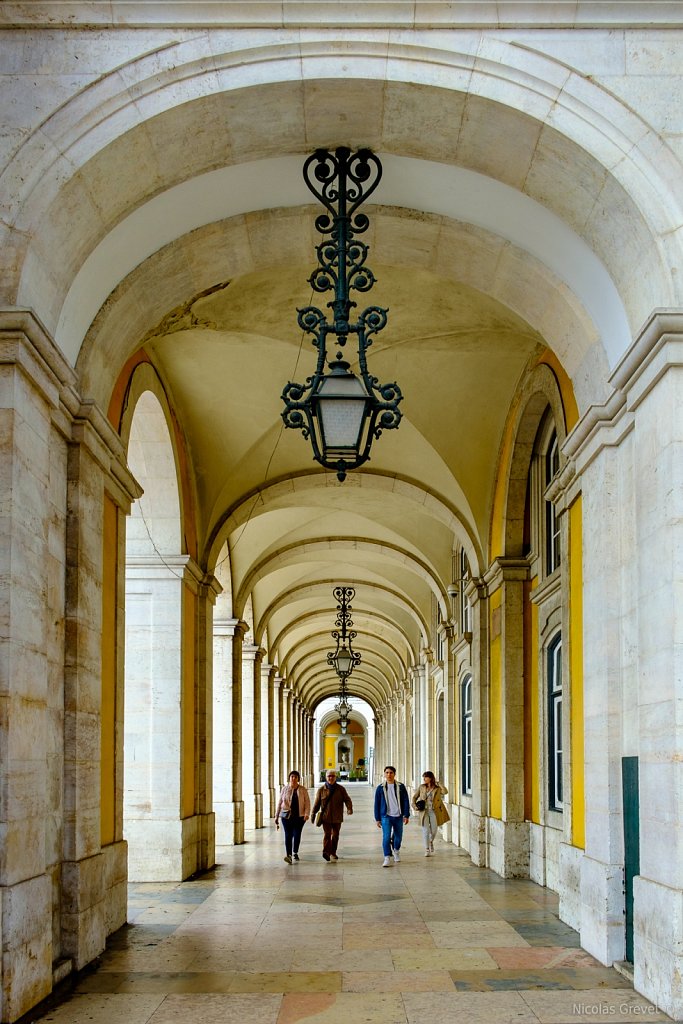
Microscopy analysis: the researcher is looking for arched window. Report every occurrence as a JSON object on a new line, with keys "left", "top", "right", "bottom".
{"left": 545, "top": 430, "right": 561, "bottom": 575}
{"left": 461, "top": 674, "right": 473, "bottom": 796}
{"left": 548, "top": 635, "right": 563, "bottom": 811}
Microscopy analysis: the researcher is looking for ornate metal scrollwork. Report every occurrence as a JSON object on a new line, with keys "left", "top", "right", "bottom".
{"left": 281, "top": 147, "right": 403, "bottom": 481}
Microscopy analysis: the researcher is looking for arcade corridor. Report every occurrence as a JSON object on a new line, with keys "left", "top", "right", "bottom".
{"left": 32, "top": 787, "right": 662, "bottom": 1024}
{"left": 2, "top": 5, "right": 683, "bottom": 1022}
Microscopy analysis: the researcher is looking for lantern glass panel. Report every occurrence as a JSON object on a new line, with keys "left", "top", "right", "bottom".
{"left": 335, "top": 647, "right": 353, "bottom": 677}
{"left": 317, "top": 372, "right": 370, "bottom": 453}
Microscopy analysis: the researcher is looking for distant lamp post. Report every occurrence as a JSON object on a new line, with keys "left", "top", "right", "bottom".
{"left": 281, "top": 147, "right": 403, "bottom": 482}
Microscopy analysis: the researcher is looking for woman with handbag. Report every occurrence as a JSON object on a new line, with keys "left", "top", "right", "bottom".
{"left": 275, "top": 770, "right": 311, "bottom": 864}
{"left": 311, "top": 770, "right": 353, "bottom": 861}
{"left": 412, "top": 771, "right": 449, "bottom": 857}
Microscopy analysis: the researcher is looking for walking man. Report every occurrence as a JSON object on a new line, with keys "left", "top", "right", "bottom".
{"left": 374, "top": 765, "right": 410, "bottom": 866}
{"left": 311, "top": 770, "right": 353, "bottom": 861}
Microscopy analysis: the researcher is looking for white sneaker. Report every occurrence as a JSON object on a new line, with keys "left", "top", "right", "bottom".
{"left": 392, "top": 849, "right": 400, "bottom": 862}
{"left": 382, "top": 856, "right": 391, "bottom": 867}
{"left": 424, "top": 850, "right": 431, "bottom": 857}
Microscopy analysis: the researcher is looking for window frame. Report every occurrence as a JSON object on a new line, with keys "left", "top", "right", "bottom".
{"left": 544, "top": 429, "right": 561, "bottom": 576}
{"left": 459, "top": 548, "right": 472, "bottom": 635}
{"left": 547, "top": 634, "right": 563, "bottom": 813}
{"left": 461, "top": 673, "right": 473, "bottom": 796}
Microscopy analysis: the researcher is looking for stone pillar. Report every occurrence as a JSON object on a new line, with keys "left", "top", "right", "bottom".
{"left": 196, "top": 573, "right": 221, "bottom": 868}
{"left": 261, "top": 662, "right": 275, "bottom": 818}
{"left": 124, "top": 555, "right": 205, "bottom": 880}
{"left": 307, "top": 713, "right": 315, "bottom": 787}
{"left": 415, "top": 665, "right": 427, "bottom": 773}
{"left": 66, "top": 405, "right": 146, "bottom": 966}
{"left": 403, "top": 685, "right": 414, "bottom": 789}
{"left": 564, "top": 311, "right": 683, "bottom": 1018}
{"left": 484, "top": 558, "right": 530, "bottom": 878}
{"left": 282, "top": 686, "right": 292, "bottom": 775}
{"left": 290, "top": 697, "right": 299, "bottom": 772}
{"left": 273, "top": 674, "right": 283, "bottom": 792}
{"left": 0, "top": 314, "right": 74, "bottom": 1019}
{"left": 240, "top": 644, "right": 263, "bottom": 830}
{"left": 467, "top": 577, "right": 490, "bottom": 866}
{"left": 376, "top": 708, "right": 387, "bottom": 778}
{"left": 278, "top": 684, "right": 285, "bottom": 777}
{"left": 630, "top": 320, "right": 683, "bottom": 1020}
{"left": 213, "top": 617, "right": 247, "bottom": 845}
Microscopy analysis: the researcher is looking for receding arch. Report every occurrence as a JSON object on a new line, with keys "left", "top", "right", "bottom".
{"left": 256, "top": 579, "right": 429, "bottom": 651}
{"left": 123, "top": 385, "right": 188, "bottom": 881}
{"left": 5, "top": 40, "right": 679, "bottom": 369}
{"left": 234, "top": 538, "right": 449, "bottom": 620}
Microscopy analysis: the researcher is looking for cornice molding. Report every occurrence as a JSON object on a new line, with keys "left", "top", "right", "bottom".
{"left": 564, "top": 309, "right": 683, "bottom": 477}
{"left": 1, "top": 2, "right": 681, "bottom": 29}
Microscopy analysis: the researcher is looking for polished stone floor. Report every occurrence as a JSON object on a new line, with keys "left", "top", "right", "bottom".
{"left": 34, "top": 785, "right": 667, "bottom": 1024}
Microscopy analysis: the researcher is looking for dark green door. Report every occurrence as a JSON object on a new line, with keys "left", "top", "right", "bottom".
{"left": 622, "top": 756, "right": 640, "bottom": 963}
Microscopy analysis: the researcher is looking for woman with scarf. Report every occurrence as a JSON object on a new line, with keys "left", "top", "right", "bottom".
{"left": 275, "top": 770, "right": 311, "bottom": 864}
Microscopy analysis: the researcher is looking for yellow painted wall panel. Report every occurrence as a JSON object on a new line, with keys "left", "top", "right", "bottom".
{"left": 100, "top": 495, "right": 118, "bottom": 847}
{"left": 489, "top": 588, "right": 503, "bottom": 820}
{"left": 182, "top": 587, "right": 197, "bottom": 819}
{"left": 529, "top": 578, "right": 540, "bottom": 824}
{"left": 570, "top": 498, "right": 586, "bottom": 849}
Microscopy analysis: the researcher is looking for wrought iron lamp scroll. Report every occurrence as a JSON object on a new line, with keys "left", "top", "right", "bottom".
{"left": 327, "top": 585, "right": 361, "bottom": 682}
{"left": 281, "top": 147, "right": 403, "bottom": 481}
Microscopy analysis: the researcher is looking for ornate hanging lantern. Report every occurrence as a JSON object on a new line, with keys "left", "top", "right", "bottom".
{"left": 281, "top": 147, "right": 403, "bottom": 481}
{"left": 327, "top": 585, "right": 361, "bottom": 681}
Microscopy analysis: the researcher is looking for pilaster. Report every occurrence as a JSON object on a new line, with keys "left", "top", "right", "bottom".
{"left": 261, "top": 663, "right": 276, "bottom": 818}
{"left": 483, "top": 558, "right": 530, "bottom": 878}
{"left": 0, "top": 313, "right": 72, "bottom": 1019}
{"left": 213, "top": 617, "right": 247, "bottom": 845}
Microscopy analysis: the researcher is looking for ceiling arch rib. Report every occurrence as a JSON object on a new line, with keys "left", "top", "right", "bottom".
{"left": 234, "top": 538, "right": 449, "bottom": 621}
{"left": 281, "top": 625, "right": 407, "bottom": 686}
{"left": 283, "top": 636, "right": 405, "bottom": 698}
{"left": 258, "top": 580, "right": 426, "bottom": 656}
{"left": 7, "top": 39, "right": 676, "bottom": 363}
{"left": 269, "top": 614, "right": 412, "bottom": 681}
{"left": 210, "top": 471, "right": 482, "bottom": 577}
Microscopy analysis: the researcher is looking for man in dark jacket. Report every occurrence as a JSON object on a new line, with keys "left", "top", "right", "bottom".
{"left": 374, "top": 765, "right": 410, "bottom": 866}
{"left": 311, "top": 770, "right": 354, "bottom": 861}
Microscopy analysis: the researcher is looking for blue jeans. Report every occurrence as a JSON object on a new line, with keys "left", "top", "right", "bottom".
{"left": 282, "top": 815, "right": 305, "bottom": 856}
{"left": 380, "top": 815, "right": 404, "bottom": 856}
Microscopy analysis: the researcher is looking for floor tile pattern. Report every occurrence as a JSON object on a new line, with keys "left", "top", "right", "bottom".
{"left": 31, "top": 785, "right": 668, "bottom": 1023}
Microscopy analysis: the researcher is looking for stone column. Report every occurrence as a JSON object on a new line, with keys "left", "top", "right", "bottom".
{"left": 0, "top": 314, "right": 74, "bottom": 1019}
{"left": 378, "top": 705, "right": 388, "bottom": 781}
{"left": 273, "top": 674, "right": 283, "bottom": 792}
{"left": 484, "top": 558, "right": 530, "bottom": 878}
{"left": 196, "top": 573, "right": 221, "bottom": 868}
{"left": 282, "top": 686, "right": 292, "bottom": 775}
{"left": 414, "top": 665, "right": 427, "bottom": 774}
{"left": 66, "top": 403, "right": 146, "bottom": 966}
{"left": 629, "top": 318, "right": 683, "bottom": 1020}
{"left": 213, "top": 617, "right": 247, "bottom": 845}
{"left": 307, "top": 713, "right": 315, "bottom": 787}
{"left": 124, "top": 554, "right": 205, "bottom": 881}
{"left": 261, "top": 662, "right": 275, "bottom": 818}
{"left": 564, "top": 312, "right": 683, "bottom": 1019}
{"left": 290, "top": 697, "right": 299, "bottom": 772}
{"left": 240, "top": 644, "right": 261, "bottom": 831}
{"left": 467, "top": 577, "right": 490, "bottom": 866}
{"left": 404, "top": 685, "right": 415, "bottom": 790}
